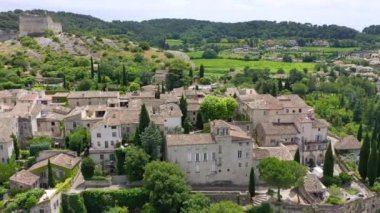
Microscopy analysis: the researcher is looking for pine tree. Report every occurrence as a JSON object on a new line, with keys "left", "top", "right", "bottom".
{"left": 323, "top": 143, "right": 334, "bottom": 178}
{"left": 138, "top": 104, "right": 150, "bottom": 135}
{"left": 294, "top": 148, "right": 300, "bottom": 163}
{"left": 48, "top": 159, "right": 55, "bottom": 188}
{"left": 122, "top": 65, "right": 128, "bottom": 86}
{"left": 368, "top": 139, "right": 378, "bottom": 186}
{"left": 278, "top": 79, "right": 283, "bottom": 91}
{"left": 359, "top": 134, "right": 370, "bottom": 180}
{"left": 11, "top": 133, "right": 19, "bottom": 160}
{"left": 357, "top": 123, "right": 363, "bottom": 142}
{"left": 196, "top": 113, "right": 204, "bottom": 130}
{"left": 179, "top": 95, "right": 187, "bottom": 124}
{"left": 199, "top": 64, "right": 205, "bottom": 78}
{"left": 90, "top": 57, "right": 94, "bottom": 79}
{"left": 249, "top": 167, "right": 256, "bottom": 197}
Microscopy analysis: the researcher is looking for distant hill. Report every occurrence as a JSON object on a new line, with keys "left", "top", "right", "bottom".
{"left": 0, "top": 9, "right": 376, "bottom": 46}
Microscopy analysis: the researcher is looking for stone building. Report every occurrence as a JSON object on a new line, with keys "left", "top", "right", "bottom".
{"left": 166, "top": 120, "right": 254, "bottom": 185}
{"left": 10, "top": 169, "right": 40, "bottom": 191}
{"left": 67, "top": 91, "right": 119, "bottom": 108}
{"left": 19, "top": 15, "right": 62, "bottom": 37}
{"left": 0, "top": 117, "right": 18, "bottom": 163}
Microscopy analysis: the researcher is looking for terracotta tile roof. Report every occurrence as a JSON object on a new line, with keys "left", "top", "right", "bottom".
{"left": 246, "top": 95, "right": 283, "bottom": 110}
{"left": 312, "top": 119, "right": 329, "bottom": 128}
{"left": 335, "top": 135, "right": 361, "bottom": 150}
{"left": 258, "top": 122, "right": 299, "bottom": 135}
{"left": 166, "top": 134, "right": 214, "bottom": 146}
{"left": 277, "top": 95, "right": 311, "bottom": 109}
{"left": 253, "top": 145, "right": 293, "bottom": 161}
{"left": 68, "top": 91, "right": 119, "bottom": 99}
{"left": 92, "top": 108, "right": 140, "bottom": 128}
{"left": 29, "top": 153, "right": 80, "bottom": 171}
{"left": 10, "top": 169, "right": 39, "bottom": 186}
{"left": 303, "top": 174, "right": 326, "bottom": 193}
{"left": 0, "top": 90, "right": 13, "bottom": 98}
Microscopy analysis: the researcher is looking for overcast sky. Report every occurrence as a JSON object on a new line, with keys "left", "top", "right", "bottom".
{"left": 1, "top": 0, "right": 378, "bottom": 31}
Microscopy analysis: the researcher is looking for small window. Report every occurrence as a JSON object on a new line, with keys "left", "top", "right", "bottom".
{"left": 51, "top": 122, "right": 55, "bottom": 126}
{"left": 0, "top": 145, "right": 3, "bottom": 150}
{"left": 111, "top": 141, "right": 114, "bottom": 146}
{"left": 238, "top": 150, "right": 242, "bottom": 159}
{"left": 100, "top": 154, "right": 104, "bottom": 160}
{"left": 239, "top": 142, "right": 242, "bottom": 146}
{"left": 97, "top": 141, "right": 101, "bottom": 147}
{"left": 111, "top": 126, "right": 117, "bottom": 129}
{"left": 112, "top": 132, "right": 117, "bottom": 137}
{"left": 245, "top": 162, "right": 249, "bottom": 167}
{"left": 318, "top": 128, "right": 321, "bottom": 131}
{"left": 204, "top": 153, "right": 207, "bottom": 161}
{"left": 212, "top": 152, "right": 216, "bottom": 161}
{"left": 238, "top": 163, "right": 241, "bottom": 167}
{"left": 97, "top": 133, "right": 101, "bottom": 138}
{"left": 299, "top": 109, "right": 302, "bottom": 113}
{"left": 227, "top": 169, "right": 230, "bottom": 172}
{"left": 196, "top": 153, "right": 200, "bottom": 162}
{"left": 105, "top": 141, "right": 109, "bottom": 148}
{"left": 87, "top": 124, "right": 90, "bottom": 128}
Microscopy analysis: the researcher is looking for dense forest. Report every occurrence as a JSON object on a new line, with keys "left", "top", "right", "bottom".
{"left": 1, "top": 9, "right": 379, "bottom": 47}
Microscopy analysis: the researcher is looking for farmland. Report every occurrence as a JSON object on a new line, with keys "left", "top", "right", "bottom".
{"left": 192, "top": 59, "right": 316, "bottom": 76}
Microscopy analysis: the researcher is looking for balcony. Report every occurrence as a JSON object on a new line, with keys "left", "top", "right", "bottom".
{"left": 302, "top": 139, "right": 329, "bottom": 151}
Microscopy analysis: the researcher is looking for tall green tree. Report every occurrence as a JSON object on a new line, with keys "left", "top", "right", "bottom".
{"left": 124, "top": 146, "right": 149, "bottom": 182}
{"left": 140, "top": 124, "right": 162, "bottom": 160}
{"left": 294, "top": 148, "right": 300, "bottom": 163}
{"left": 368, "top": 138, "right": 378, "bottom": 186}
{"left": 11, "top": 133, "right": 19, "bottom": 160}
{"left": 97, "top": 63, "right": 101, "bottom": 84}
{"left": 196, "top": 113, "right": 204, "bottom": 130}
{"left": 278, "top": 79, "right": 283, "bottom": 91}
{"left": 144, "top": 161, "right": 190, "bottom": 213}
{"left": 179, "top": 95, "right": 188, "bottom": 124}
{"left": 359, "top": 133, "right": 370, "bottom": 180}
{"left": 48, "top": 159, "right": 55, "bottom": 188}
{"left": 323, "top": 143, "right": 334, "bottom": 178}
{"left": 122, "top": 65, "right": 128, "bottom": 86}
{"left": 199, "top": 64, "right": 205, "bottom": 78}
{"left": 357, "top": 123, "right": 363, "bottom": 142}
{"left": 81, "top": 157, "right": 95, "bottom": 180}
{"left": 139, "top": 104, "right": 150, "bottom": 132}
{"left": 90, "top": 57, "right": 94, "bottom": 79}
{"left": 189, "top": 68, "right": 193, "bottom": 78}
{"left": 183, "top": 118, "right": 192, "bottom": 134}
{"left": 249, "top": 168, "right": 255, "bottom": 197}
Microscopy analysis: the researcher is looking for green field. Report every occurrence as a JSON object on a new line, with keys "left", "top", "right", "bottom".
{"left": 186, "top": 51, "right": 203, "bottom": 59}
{"left": 166, "top": 39, "right": 183, "bottom": 46}
{"left": 300, "top": 47, "right": 359, "bottom": 52}
{"left": 192, "top": 59, "right": 316, "bottom": 74}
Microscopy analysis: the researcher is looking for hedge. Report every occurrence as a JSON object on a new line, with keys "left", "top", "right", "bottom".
{"left": 81, "top": 188, "right": 147, "bottom": 213}
{"left": 29, "top": 142, "right": 50, "bottom": 157}
{"left": 62, "top": 193, "right": 87, "bottom": 213}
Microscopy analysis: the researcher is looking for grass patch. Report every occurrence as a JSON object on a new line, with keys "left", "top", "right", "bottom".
{"left": 346, "top": 187, "right": 359, "bottom": 195}
{"left": 192, "top": 58, "right": 316, "bottom": 73}
{"left": 300, "top": 47, "right": 359, "bottom": 53}
{"left": 326, "top": 195, "right": 345, "bottom": 205}
{"left": 187, "top": 51, "right": 203, "bottom": 59}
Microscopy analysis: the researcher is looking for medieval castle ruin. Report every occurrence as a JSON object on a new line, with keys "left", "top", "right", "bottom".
{"left": 19, "top": 15, "right": 62, "bottom": 36}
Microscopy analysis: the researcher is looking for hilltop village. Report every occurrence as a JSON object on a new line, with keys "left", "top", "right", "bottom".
{"left": 0, "top": 13, "right": 380, "bottom": 213}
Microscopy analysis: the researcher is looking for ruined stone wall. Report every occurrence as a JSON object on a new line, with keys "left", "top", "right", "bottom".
{"left": 19, "top": 16, "right": 62, "bottom": 36}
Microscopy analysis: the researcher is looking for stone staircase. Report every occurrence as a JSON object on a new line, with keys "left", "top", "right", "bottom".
{"left": 252, "top": 193, "right": 269, "bottom": 206}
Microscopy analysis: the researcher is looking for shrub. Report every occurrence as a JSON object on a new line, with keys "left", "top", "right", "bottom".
{"left": 29, "top": 142, "right": 51, "bottom": 157}
{"left": 321, "top": 175, "right": 342, "bottom": 187}
{"left": 81, "top": 188, "right": 147, "bottom": 213}
{"left": 326, "top": 195, "right": 344, "bottom": 205}
{"left": 62, "top": 193, "right": 87, "bottom": 213}
{"left": 339, "top": 172, "right": 353, "bottom": 185}
{"left": 81, "top": 157, "right": 95, "bottom": 180}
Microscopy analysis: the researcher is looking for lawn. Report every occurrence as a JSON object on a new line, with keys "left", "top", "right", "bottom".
{"left": 186, "top": 51, "right": 203, "bottom": 59}
{"left": 166, "top": 39, "right": 183, "bottom": 46}
{"left": 192, "top": 58, "right": 316, "bottom": 73}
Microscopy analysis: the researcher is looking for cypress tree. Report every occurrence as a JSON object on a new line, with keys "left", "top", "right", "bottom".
{"left": 323, "top": 143, "right": 334, "bottom": 178}
{"left": 199, "top": 64, "right": 205, "bottom": 78}
{"left": 90, "top": 57, "right": 94, "bottom": 79}
{"left": 161, "top": 83, "right": 165, "bottom": 94}
{"left": 367, "top": 139, "right": 378, "bottom": 186}
{"left": 138, "top": 104, "right": 150, "bottom": 134}
{"left": 179, "top": 95, "right": 187, "bottom": 124}
{"left": 359, "top": 133, "right": 370, "bottom": 180}
{"left": 357, "top": 123, "right": 363, "bottom": 142}
{"left": 133, "top": 127, "right": 141, "bottom": 146}
{"left": 63, "top": 75, "right": 67, "bottom": 89}
{"left": 249, "top": 167, "right": 256, "bottom": 197}
{"left": 122, "top": 65, "right": 128, "bottom": 86}
{"left": 294, "top": 148, "right": 300, "bottom": 163}
{"left": 97, "top": 63, "right": 101, "bottom": 83}
{"left": 189, "top": 68, "right": 193, "bottom": 78}
{"left": 155, "top": 84, "right": 160, "bottom": 99}
{"left": 48, "top": 159, "right": 55, "bottom": 188}
{"left": 196, "top": 113, "right": 204, "bottom": 130}
{"left": 11, "top": 133, "right": 19, "bottom": 160}
{"left": 183, "top": 118, "right": 192, "bottom": 134}
{"left": 285, "top": 79, "right": 291, "bottom": 91}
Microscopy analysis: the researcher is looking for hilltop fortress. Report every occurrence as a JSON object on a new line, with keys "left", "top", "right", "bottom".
{"left": 19, "top": 15, "right": 62, "bottom": 36}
